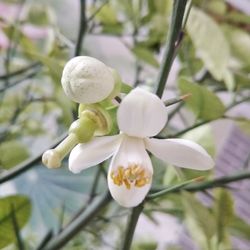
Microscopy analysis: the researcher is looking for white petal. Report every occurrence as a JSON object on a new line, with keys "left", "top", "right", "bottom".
{"left": 108, "top": 135, "right": 153, "bottom": 207}
{"left": 69, "top": 135, "right": 121, "bottom": 173}
{"left": 145, "top": 138, "right": 214, "bottom": 170}
{"left": 117, "top": 88, "right": 167, "bottom": 138}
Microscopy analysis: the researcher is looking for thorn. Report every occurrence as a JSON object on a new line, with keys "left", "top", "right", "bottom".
{"left": 194, "top": 176, "right": 205, "bottom": 182}
{"left": 180, "top": 93, "right": 192, "bottom": 100}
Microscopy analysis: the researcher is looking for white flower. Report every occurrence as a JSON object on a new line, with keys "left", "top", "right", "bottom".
{"left": 69, "top": 88, "right": 214, "bottom": 207}
{"left": 61, "top": 56, "right": 115, "bottom": 104}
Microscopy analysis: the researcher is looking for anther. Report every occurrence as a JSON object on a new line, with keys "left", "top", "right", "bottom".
{"left": 110, "top": 164, "right": 151, "bottom": 189}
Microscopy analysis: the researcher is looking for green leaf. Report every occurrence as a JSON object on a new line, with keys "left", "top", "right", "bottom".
{"left": 95, "top": 4, "right": 118, "bottom": 25}
{"left": 229, "top": 216, "right": 250, "bottom": 241}
{"left": 55, "top": 90, "right": 74, "bottom": 127}
{"left": 178, "top": 78, "right": 225, "bottom": 120}
{"left": 182, "top": 192, "right": 216, "bottom": 248}
{"left": 26, "top": 4, "right": 53, "bottom": 26}
{"left": 235, "top": 118, "right": 250, "bottom": 136}
{"left": 20, "top": 36, "right": 63, "bottom": 82}
{"left": 206, "top": 0, "right": 226, "bottom": 15}
{"left": 186, "top": 7, "right": 233, "bottom": 90}
{"left": 0, "top": 195, "right": 31, "bottom": 249}
{"left": 131, "top": 46, "right": 159, "bottom": 67}
{"left": 226, "top": 11, "right": 250, "bottom": 26}
{"left": 102, "top": 23, "right": 123, "bottom": 35}
{"left": 133, "top": 241, "right": 157, "bottom": 250}
{"left": 182, "top": 124, "right": 216, "bottom": 157}
{"left": 0, "top": 141, "right": 29, "bottom": 169}
{"left": 223, "top": 25, "right": 250, "bottom": 66}
{"left": 151, "top": 155, "right": 167, "bottom": 187}
{"left": 214, "top": 189, "right": 234, "bottom": 245}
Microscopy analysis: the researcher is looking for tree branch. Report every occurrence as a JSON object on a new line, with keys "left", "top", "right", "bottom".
{"left": 43, "top": 191, "right": 112, "bottom": 250}
{"left": 0, "top": 62, "right": 40, "bottom": 81}
{"left": 148, "top": 171, "right": 250, "bottom": 200}
{"left": 121, "top": 204, "right": 144, "bottom": 250}
{"left": 74, "top": 0, "right": 87, "bottom": 56}
{"left": 155, "top": 0, "right": 188, "bottom": 98}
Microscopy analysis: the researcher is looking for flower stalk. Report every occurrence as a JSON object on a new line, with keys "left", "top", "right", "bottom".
{"left": 42, "top": 106, "right": 111, "bottom": 169}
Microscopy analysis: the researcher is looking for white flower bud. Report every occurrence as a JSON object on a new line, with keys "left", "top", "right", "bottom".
{"left": 42, "top": 149, "right": 61, "bottom": 169}
{"left": 61, "top": 56, "right": 115, "bottom": 104}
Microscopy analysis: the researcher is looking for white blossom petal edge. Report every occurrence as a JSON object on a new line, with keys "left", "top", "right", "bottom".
{"left": 69, "top": 88, "right": 214, "bottom": 207}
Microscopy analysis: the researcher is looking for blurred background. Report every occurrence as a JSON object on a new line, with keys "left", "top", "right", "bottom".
{"left": 0, "top": 0, "right": 250, "bottom": 249}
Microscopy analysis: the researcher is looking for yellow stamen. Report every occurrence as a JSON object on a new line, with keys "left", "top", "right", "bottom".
{"left": 110, "top": 163, "right": 151, "bottom": 190}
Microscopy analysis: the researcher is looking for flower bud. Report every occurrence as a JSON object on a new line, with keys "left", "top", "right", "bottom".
{"left": 61, "top": 56, "right": 115, "bottom": 104}
{"left": 42, "top": 149, "right": 61, "bottom": 169}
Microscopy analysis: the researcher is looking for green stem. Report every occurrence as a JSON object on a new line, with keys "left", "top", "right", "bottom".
{"left": 43, "top": 191, "right": 112, "bottom": 250}
{"left": 155, "top": 0, "right": 188, "bottom": 98}
{"left": 121, "top": 204, "right": 144, "bottom": 250}
{"left": 55, "top": 133, "right": 78, "bottom": 159}
{"left": 74, "top": 0, "right": 87, "bottom": 56}
{"left": 36, "top": 231, "right": 53, "bottom": 250}
{"left": 148, "top": 171, "right": 250, "bottom": 199}
{"left": 183, "top": 171, "right": 250, "bottom": 192}
{"left": 170, "top": 120, "right": 208, "bottom": 137}
{"left": 65, "top": 166, "right": 103, "bottom": 225}
{"left": 147, "top": 178, "right": 199, "bottom": 200}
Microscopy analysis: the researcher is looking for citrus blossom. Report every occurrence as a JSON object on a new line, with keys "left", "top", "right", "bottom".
{"left": 69, "top": 88, "right": 214, "bottom": 207}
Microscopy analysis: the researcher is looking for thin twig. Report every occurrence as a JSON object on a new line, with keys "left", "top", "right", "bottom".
{"left": 0, "top": 133, "right": 67, "bottom": 184}
{"left": 148, "top": 171, "right": 250, "bottom": 199}
{"left": 36, "top": 231, "right": 53, "bottom": 250}
{"left": 0, "top": 70, "right": 40, "bottom": 93}
{"left": 74, "top": 0, "right": 87, "bottom": 56}
{"left": 87, "top": 0, "right": 109, "bottom": 22}
{"left": 0, "top": 62, "right": 40, "bottom": 81}
{"left": 121, "top": 204, "right": 144, "bottom": 250}
{"left": 155, "top": 0, "right": 188, "bottom": 97}
{"left": 65, "top": 166, "right": 103, "bottom": 225}
{"left": 43, "top": 191, "right": 112, "bottom": 250}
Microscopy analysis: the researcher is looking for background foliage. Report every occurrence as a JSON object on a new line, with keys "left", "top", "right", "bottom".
{"left": 0, "top": 0, "right": 250, "bottom": 249}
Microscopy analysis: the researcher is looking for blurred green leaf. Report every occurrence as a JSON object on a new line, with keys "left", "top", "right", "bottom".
{"left": 187, "top": 7, "right": 233, "bottom": 89}
{"left": 182, "top": 192, "right": 216, "bottom": 248}
{"left": 226, "top": 11, "right": 250, "bottom": 25}
{"left": 151, "top": 155, "right": 167, "bottom": 187}
{"left": 0, "top": 141, "right": 29, "bottom": 169}
{"left": 182, "top": 124, "right": 216, "bottom": 157}
{"left": 0, "top": 195, "right": 31, "bottom": 249}
{"left": 224, "top": 25, "right": 250, "bottom": 66}
{"left": 206, "top": 0, "right": 226, "bottom": 15}
{"left": 55, "top": 91, "right": 74, "bottom": 127}
{"left": 20, "top": 35, "right": 63, "bottom": 82}
{"left": 214, "top": 189, "right": 234, "bottom": 246}
{"left": 229, "top": 216, "right": 250, "bottom": 241}
{"left": 133, "top": 241, "right": 157, "bottom": 250}
{"left": 102, "top": 23, "right": 123, "bottom": 35}
{"left": 95, "top": 4, "right": 118, "bottom": 25}
{"left": 163, "top": 165, "right": 178, "bottom": 186}
{"left": 26, "top": 3, "right": 54, "bottom": 26}
{"left": 131, "top": 46, "right": 159, "bottom": 67}
{"left": 178, "top": 78, "right": 225, "bottom": 120}
{"left": 235, "top": 118, "right": 250, "bottom": 136}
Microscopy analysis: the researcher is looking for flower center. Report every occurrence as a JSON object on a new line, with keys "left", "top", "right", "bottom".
{"left": 110, "top": 163, "right": 151, "bottom": 189}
